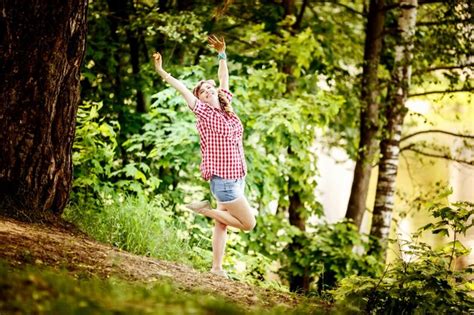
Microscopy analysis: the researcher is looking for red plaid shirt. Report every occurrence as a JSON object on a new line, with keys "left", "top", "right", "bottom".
{"left": 192, "top": 89, "right": 247, "bottom": 181}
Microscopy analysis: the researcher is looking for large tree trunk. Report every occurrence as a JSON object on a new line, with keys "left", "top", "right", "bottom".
{"left": 345, "top": 0, "right": 386, "bottom": 229}
{"left": 371, "top": 0, "right": 418, "bottom": 251}
{"left": 0, "top": 0, "right": 88, "bottom": 222}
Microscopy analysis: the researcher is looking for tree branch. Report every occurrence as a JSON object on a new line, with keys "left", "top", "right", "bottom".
{"left": 401, "top": 129, "right": 474, "bottom": 142}
{"left": 295, "top": 0, "right": 309, "bottom": 30}
{"left": 417, "top": 18, "right": 472, "bottom": 27}
{"left": 384, "top": 0, "right": 443, "bottom": 11}
{"left": 400, "top": 147, "right": 474, "bottom": 166}
{"left": 413, "top": 63, "right": 474, "bottom": 76}
{"left": 310, "top": 1, "right": 365, "bottom": 17}
{"left": 418, "top": 0, "right": 445, "bottom": 5}
{"left": 408, "top": 88, "right": 474, "bottom": 97}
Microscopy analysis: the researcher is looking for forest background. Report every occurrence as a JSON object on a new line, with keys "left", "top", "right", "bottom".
{"left": 1, "top": 0, "right": 473, "bottom": 313}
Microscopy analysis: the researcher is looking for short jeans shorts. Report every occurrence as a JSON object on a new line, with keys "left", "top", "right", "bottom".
{"left": 210, "top": 175, "right": 245, "bottom": 203}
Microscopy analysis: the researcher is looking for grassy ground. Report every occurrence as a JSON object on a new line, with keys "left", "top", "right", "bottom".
{"left": 0, "top": 260, "right": 329, "bottom": 315}
{"left": 0, "top": 216, "right": 332, "bottom": 314}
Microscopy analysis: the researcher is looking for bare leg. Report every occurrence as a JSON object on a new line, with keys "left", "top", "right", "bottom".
{"left": 211, "top": 203, "right": 227, "bottom": 272}
{"left": 200, "top": 206, "right": 246, "bottom": 229}
{"left": 201, "top": 196, "right": 256, "bottom": 231}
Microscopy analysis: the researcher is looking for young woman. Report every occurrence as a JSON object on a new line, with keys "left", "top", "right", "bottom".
{"left": 153, "top": 35, "right": 256, "bottom": 278}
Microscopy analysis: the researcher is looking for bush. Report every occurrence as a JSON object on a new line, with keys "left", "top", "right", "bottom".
{"left": 279, "top": 220, "right": 384, "bottom": 292}
{"left": 72, "top": 101, "right": 120, "bottom": 207}
{"left": 332, "top": 201, "right": 474, "bottom": 314}
{"left": 239, "top": 215, "right": 383, "bottom": 292}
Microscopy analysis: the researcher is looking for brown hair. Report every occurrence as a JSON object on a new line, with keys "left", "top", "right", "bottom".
{"left": 193, "top": 80, "right": 234, "bottom": 115}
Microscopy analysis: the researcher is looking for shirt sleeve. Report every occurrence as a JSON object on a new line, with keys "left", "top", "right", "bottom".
{"left": 192, "top": 99, "right": 213, "bottom": 120}
{"left": 220, "top": 88, "right": 233, "bottom": 104}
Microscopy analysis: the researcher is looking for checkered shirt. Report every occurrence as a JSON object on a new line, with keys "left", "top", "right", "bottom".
{"left": 192, "top": 89, "right": 247, "bottom": 181}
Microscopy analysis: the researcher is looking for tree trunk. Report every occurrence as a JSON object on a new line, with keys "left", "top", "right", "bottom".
{"left": 0, "top": 0, "right": 88, "bottom": 222}
{"left": 345, "top": 0, "right": 386, "bottom": 229}
{"left": 106, "top": 0, "right": 146, "bottom": 113}
{"left": 371, "top": 0, "right": 418, "bottom": 251}
{"left": 288, "top": 173, "right": 306, "bottom": 231}
{"left": 281, "top": 0, "right": 311, "bottom": 293}
{"left": 105, "top": 1, "right": 124, "bottom": 101}
{"left": 288, "top": 175, "right": 309, "bottom": 292}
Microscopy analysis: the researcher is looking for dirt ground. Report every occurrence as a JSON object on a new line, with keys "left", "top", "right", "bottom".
{"left": 0, "top": 216, "right": 315, "bottom": 310}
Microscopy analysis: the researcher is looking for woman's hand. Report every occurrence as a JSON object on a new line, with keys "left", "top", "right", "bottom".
{"left": 208, "top": 35, "right": 226, "bottom": 53}
{"left": 152, "top": 52, "right": 164, "bottom": 73}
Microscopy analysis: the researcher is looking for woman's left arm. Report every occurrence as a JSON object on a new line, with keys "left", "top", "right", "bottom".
{"left": 208, "top": 35, "right": 229, "bottom": 90}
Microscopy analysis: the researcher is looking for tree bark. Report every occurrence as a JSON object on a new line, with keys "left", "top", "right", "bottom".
{"left": 0, "top": 0, "right": 88, "bottom": 222}
{"left": 371, "top": 0, "right": 418, "bottom": 250}
{"left": 345, "top": 0, "right": 386, "bottom": 229}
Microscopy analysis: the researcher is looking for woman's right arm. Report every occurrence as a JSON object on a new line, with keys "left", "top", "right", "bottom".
{"left": 153, "top": 52, "right": 198, "bottom": 110}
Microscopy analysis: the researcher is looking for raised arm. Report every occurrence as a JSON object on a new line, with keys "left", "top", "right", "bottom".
{"left": 208, "top": 35, "right": 229, "bottom": 90}
{"left": 153, "top": 52, "right": 198, "bottom": 110}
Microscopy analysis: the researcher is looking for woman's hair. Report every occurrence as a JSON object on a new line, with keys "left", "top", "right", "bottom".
{"left": 193, "top": 79, "right": 234, "bottom": 115}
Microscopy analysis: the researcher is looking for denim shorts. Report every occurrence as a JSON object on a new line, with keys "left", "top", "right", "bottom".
{"left": 210, "top": 175, "right": 245, "bottom": 203}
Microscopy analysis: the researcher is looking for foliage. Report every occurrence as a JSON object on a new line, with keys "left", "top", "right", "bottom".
{"left": 233, "top": 211, "right": 384, "bottom": 292}
{"left": 279, "top": 220, "right": 384, "bottom": 292}
{"left": 72, "top": 101, "right": 120, "bottom": 206}
{"left": 332, "top": 201, "right": 474, "bottom": 314}
{"left": 72, "top": 101, "right": 165, "bottom": 207}
{"left": 232, "top": 64, "right": 344, "bottom": 218}
{"left": 411, "top": 1, "right": 472, "bottom": 90}
{"left": 119, "top": 67, "right": 207, "bottom": 206}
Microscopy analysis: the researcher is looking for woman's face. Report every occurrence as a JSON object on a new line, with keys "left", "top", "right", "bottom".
{"left": 198, "top": 82, "right": 218, "bottom": 103}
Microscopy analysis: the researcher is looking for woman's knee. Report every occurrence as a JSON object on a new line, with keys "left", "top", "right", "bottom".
{"left": 215, "top": 220, "right": 227, "bottom": 230}
{"left": 242, "top": 216, "right": 256, "bottom": 231}
{"left": 220, "top": 197, "right": 255, "bottom": 230}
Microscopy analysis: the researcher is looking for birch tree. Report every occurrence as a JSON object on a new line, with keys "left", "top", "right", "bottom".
{"left": 370, "top": 0, "right": 472, "bottom": 251}
{"left": 371, "top": 0, "right": 418, "bottom": 247}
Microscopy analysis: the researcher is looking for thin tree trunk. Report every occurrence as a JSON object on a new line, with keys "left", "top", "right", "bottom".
{"left": 0, "top": 0, "right": 88, "bottom": 222}
{"left": 281, "top": 0, "right": 311, "bottom": 293}
{"left": 106, "top": 0, "right": 146, "bottom": 113}
{"left": 345, "top": 0, "right": 386, "bottom": 229}
{"left": 288, "top": 175, "right": 310, "bottom": 292}
{"left": 371, "top": 0, "right": 418, "bottom": 249}
{"left": 106, "top": 1, "right": 123, "bottom": 101}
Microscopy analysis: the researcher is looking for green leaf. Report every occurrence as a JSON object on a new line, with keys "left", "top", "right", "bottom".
{"left": 432, "top": 228, "right": 449, "bottom": 237}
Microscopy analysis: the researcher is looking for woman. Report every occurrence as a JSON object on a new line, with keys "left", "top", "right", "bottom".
{"left": 153, "top": 35, "right": 256, "bottom": 278}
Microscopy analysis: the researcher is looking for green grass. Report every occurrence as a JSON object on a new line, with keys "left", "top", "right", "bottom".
{"left": 0, "top": 261, "right": 329, "bottom": 315}
{"left": 63, "top": 195, "right": 210, "bottom": 270}
{"left": 62, "top": 195, "right": 305, "bottom": 294}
